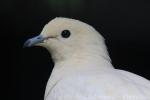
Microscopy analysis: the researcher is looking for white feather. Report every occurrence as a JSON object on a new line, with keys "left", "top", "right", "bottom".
{"left": 31, "top": 17, "right": 150, "bottom": 100}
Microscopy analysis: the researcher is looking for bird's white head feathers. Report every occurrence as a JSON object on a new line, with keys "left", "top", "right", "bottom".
{"left": 25, "top": 17, "right": 111, "bottom": 63}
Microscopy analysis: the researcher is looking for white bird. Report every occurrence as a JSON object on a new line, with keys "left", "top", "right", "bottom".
{"left": 24, "top": 17, "right": 150, "bottom": 100}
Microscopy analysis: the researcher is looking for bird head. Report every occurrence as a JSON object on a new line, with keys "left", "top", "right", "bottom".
{"left": 24, "top": 17, "right": 110, "bottom": 63}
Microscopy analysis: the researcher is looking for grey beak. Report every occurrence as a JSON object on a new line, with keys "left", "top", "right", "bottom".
{"left": 23, "top": 35, "right": 45, "bottom": 48}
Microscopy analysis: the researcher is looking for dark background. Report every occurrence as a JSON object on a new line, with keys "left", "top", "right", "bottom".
{"left": 2, "top": 0, "right": 150, "bottom": 100}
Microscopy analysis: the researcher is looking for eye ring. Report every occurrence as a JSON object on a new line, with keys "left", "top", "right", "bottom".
{"left": 61, "top": 30, "right": 71, "bottom": 38}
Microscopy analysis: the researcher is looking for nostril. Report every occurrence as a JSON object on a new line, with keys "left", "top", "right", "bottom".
{"left": 37, "top": 37, "right": 41, "bottom": 39}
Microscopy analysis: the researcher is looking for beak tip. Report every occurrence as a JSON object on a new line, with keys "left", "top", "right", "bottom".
{"left": 23, "top": 40, "right": 31, "bottom": 48}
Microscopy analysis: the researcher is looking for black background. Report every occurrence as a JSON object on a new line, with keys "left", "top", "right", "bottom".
{"left": 2, "top": 0, "right": 150, "bottom": 100}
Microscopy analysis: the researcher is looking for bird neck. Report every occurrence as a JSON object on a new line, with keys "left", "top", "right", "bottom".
{"left": 53, "top": 45, "right": 114, "bottom": 71}
{"left": 44, "top": 47, "right": 114, "bottom": 99}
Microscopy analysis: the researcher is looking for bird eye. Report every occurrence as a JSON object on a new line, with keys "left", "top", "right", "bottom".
{"left": 61, "top": 30, "right": 71, "bottom": 38}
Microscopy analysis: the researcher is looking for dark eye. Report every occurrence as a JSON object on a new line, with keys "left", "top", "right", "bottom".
{"left": 61, "top": 30, "right": 71, "bottom": 38}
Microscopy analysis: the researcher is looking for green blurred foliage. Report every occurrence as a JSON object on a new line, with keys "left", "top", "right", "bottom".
{"left": 48, "top": 0, "right": 84, "bottom": 15}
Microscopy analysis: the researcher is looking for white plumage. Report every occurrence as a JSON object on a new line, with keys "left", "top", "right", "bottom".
{"left": 24, "top": 17, "right": 150, "bottom": 100}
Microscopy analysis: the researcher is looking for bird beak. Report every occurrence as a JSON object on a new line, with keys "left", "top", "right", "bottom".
{"left": 23, "top": 35, "right": 46, "bottom": 48}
